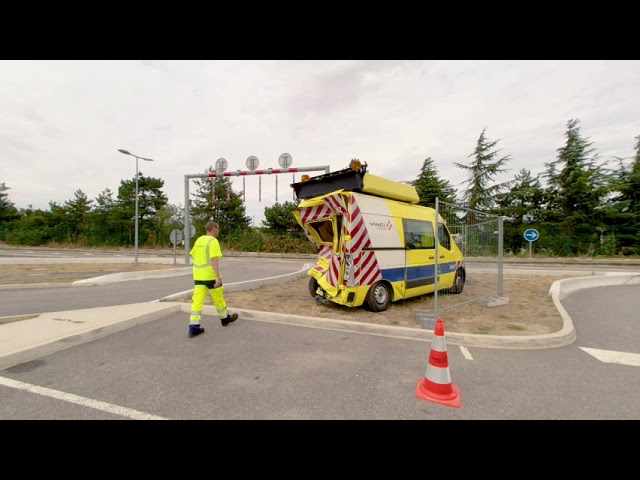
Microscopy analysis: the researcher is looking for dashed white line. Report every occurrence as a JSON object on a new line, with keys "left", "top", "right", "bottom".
{"left": 579, "top": 347, "right": 640, "bottom": 367}
{"left": 0, "top": 376, "right": 168, "bottom": 420}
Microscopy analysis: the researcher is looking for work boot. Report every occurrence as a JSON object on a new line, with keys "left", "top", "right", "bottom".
{"left": 221, "top": 313, "right": 238, "bottom": 327}
{"left": 188, "top": 325, "right": 205, "bottom": 338}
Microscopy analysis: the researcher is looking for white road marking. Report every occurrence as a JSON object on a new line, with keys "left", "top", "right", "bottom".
{"left": 459, "top": 345, "right": 473, "bottom": 360}
{"left": 580, "top": 347, "right": 640, "bottom": 367}
{"left": 0, "top": 376, "right": 168, "bottom": 420}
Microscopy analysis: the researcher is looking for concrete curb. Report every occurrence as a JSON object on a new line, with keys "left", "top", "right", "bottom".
{"left": 72, "top": 267, "right": 191, "bottom": 286}
{"left": 179, "top": 302, "right": 571, "bottom": 350}
{"left": 550, "top": 271, "right": 640, "bottom": 299}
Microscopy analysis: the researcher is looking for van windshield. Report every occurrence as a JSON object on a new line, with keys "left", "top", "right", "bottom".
{"left": 438, "top": 222, "right": 452, "bottom": 250}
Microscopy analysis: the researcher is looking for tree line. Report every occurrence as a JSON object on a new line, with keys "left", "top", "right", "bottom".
{"left": 409, "top": 119, "right": 639, "bottom": 256}
{"left": 1, "top": 118, "right": 638, "bottom": 257}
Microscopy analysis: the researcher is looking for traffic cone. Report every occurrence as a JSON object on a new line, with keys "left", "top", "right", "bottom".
{"left": 415, "top": 318, "right": 461, "bottom": 408}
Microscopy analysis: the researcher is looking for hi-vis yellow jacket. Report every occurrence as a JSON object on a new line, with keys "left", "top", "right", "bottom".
{"left": 190, "top": 234, "right": 222, "bottom": 281}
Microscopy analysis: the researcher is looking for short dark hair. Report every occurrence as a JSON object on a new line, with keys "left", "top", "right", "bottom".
{"left": 205, "top": 220, "right": 219, "bottom": 232}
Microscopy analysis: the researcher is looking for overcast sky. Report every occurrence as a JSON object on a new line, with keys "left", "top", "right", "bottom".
{"left": 1, "top": 60, "right": 639, "bottom": 226}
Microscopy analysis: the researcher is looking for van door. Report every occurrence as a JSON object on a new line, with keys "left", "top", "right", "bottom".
{"left": 298, "top": 191, "right": 347, "bottom": 298}
{"left": 403, "top": 218, "right": 437, "bottom": 298}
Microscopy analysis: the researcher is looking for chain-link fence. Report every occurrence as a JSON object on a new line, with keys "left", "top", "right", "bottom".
{"left": 415, "top": 199, "right": 507, "bottom": 328}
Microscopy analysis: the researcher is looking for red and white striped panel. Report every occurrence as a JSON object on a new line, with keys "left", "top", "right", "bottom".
{"left": 299, "top": 204, "right": 332, "bottom": 245}
{"left": 312, "top": 245, "right": 333, "bottom": 275}
{"left": 299, "top": 203, "right": 333, "bottom": 224}
{"left": 323, "top": 193, "right": 348, "bottom": 217}
{"left": 325, "top": 253, "right": 342, "bottom": 287}
{"left": 300, "top": 194, "right": 347, "bottom": 291}
{"left": 344, "top": 194, "right": 381, "bottom": 286}
{"left": 322, "top": 193, "right": 347, "bottom": 289}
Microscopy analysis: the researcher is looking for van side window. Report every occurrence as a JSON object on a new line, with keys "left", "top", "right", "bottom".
{"left": 438, "top": 222, "right": 452, "bottom": 250}
{"left": 404, "top": 219, "right": 435, "bottom": 249}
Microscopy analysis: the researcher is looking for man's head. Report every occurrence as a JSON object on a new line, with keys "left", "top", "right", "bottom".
{"left": 205, "top": 220, "right": 220, "bottom": 235}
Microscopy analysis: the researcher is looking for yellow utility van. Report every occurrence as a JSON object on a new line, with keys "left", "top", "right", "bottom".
{"left": 291, "top": 160, "right": 465, "bottom": 312}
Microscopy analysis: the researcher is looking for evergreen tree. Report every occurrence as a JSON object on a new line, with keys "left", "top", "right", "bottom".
{"left": 117, "top": 172, "right": 169, "bottom": 248}
{"left": 409, "top": 157, "right": 457, "bottom": 207}
{"left": 62, "top": 189, "right": 93, "bottom": 243}
{"left": 189, "top": 166, "right": 251, "bottom": 237}
{"left": 154, "top": 203, "right": 185, "bottom": 247}
{"left": 495, "top": 169, "right": 545, "bottom": 224}
{"left": 494, "top": 168, "right": 545, "bottom": 253}
{"left": 9, "top": 207, "right": 52, "bottom": 245}
{"left": 88, "top": 188, "right": 123, "bottom": 246}
{"left": 541, "top": 118, "right": 610, "bottom": 255}
{"left": 0, "top": 182, "right": 19, "bottom": 223}
{"left": 263, "top": 201, "right": 302, "bottom": 234}
{"left": 94, "top": 188, "right": 117, "bottom": 213}
{"left": 454, "top": 127, "right": 512, "bottom": 212}
{"left": 607, "top": 134, "right": 640, "bottom": 254}
{"left": 0, "top": 182, "right": 19, "bottom": 241}
{"left": 47, "top": 201, "right": 70, "bottom": 243}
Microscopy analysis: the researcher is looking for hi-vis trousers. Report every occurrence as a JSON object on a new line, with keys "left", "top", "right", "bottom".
{"left": 190, "top": 283, "right": 229, "bottom": 326}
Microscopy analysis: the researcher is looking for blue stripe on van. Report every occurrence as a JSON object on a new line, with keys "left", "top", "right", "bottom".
{"left": 407, "top": 265, "right": 436, "bottom": 280}
{"left": 380, "top": 267, "right": 406, "bottom": 283}
{"left": 379, "top": 262, "right": 457, "bottom": 284}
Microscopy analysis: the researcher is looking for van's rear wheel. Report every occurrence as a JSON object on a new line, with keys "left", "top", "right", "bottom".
{"left": 309, "top": 277, "right": 319, "bottom": 298}
{"left": 365, "top": 281, "right": 391, "bottom": 312}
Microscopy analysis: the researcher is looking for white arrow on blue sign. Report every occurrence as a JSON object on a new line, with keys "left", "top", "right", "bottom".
{"left": 523, "top": 228, "right": 540, "bottom": 242}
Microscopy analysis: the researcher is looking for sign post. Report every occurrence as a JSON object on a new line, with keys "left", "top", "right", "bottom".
{"left": 523, "top": 228, "right": 540, "bottom": 258}
{"left": 169, "top": 229, "right": 183, "bottom": 265}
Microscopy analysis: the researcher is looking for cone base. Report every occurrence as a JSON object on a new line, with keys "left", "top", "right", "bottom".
{"left": 415, "top": 378, "right": 461, "bottom": 408}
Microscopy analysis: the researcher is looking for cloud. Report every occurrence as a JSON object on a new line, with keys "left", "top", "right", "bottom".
{"left": 1, "top": 60, "right": 638, "bottom": 225}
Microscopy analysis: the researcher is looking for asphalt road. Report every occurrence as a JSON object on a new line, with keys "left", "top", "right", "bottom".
{"left": 0, "top": 246, "right": 638, "bottom": 419}
{"left": 0, "top": 284, "right": 638, "bottom": 419}
{"left": 0, "top": 245, "right": 179, "bottom": 259}
{"left": 0, "top": 256, "right": 306, "bottom": 317}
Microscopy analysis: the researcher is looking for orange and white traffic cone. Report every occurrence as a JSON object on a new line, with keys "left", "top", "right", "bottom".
{"left": 415, "top": 318, "right": 461, "bottom": 408}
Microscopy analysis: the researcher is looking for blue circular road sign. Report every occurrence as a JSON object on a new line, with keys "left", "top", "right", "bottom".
{"left": 523, "top": 228, "right": 540, "bottom": 242}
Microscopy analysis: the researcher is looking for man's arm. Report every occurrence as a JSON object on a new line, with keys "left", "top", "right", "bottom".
{"left": 211, "top": 257, "right": 222, "bottom": 286}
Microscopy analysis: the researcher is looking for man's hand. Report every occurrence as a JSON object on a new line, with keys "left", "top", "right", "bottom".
{"left": 214, "top": 278, "right": 222, "bottom": 288}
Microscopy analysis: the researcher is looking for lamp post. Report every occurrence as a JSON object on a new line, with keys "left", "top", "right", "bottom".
{"left": 118, "top": 149, "right": 154, "bottom": 265}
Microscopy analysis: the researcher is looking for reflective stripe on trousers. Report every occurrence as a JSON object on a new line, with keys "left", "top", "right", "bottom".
{"left": 190, "top": 284, "right": 229, "bottom": 325}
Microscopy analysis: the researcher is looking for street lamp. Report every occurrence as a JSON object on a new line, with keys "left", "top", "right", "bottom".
{"left": 118, "top": 149, "right": 154, "bottom": 265}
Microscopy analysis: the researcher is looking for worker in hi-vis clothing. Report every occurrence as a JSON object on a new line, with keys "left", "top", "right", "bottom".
{"left": 188, "top": 220, "right": 238, "bottom": 338}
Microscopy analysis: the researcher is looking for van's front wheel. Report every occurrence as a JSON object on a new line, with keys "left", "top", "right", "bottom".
{"left": 449, "top": 268, "right": 465, "bottom": 294}
{"left": 365, "top": 281, "right": 391, "bottom": 312}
